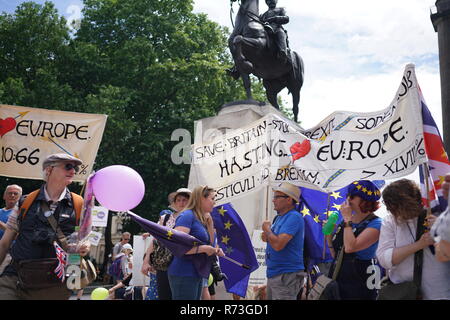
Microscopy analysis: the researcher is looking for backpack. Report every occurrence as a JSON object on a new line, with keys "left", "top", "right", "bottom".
{"left": 108, "top": 256, "right": 124, "bottom": 279}
{"left": 19, "top": 189, "right": 83, "bottom": 224}
{"left": 149, "top": 214, "right": 173, "bottom": 271}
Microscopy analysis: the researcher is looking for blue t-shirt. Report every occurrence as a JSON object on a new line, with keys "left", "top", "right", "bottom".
{"left": 351, "top": 217, "right": 382, "bottom": 260}
{"left": 0, "top": 208, "right": 13, "bottom": 239}
{"left": 167, "top": 210, "right": 210, "bottom": 278}
{"left": 266, "top": 210, "right": 305, "bottom": 278}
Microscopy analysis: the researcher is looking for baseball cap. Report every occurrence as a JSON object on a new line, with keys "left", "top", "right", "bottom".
{"left": 122, "top": 243, "right": 133, "bottom": 252}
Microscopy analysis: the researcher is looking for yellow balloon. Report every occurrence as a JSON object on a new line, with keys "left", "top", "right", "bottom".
{"left": 208, "top": 274, "right": 213, "bottom": 287}
{"left": 91, "top": 287, "right": 109, "bottom": 300}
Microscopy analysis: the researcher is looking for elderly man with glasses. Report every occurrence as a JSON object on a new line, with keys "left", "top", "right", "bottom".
{"left": 0, "top": 153, "right": 90, "bottom": 300}
{"left": 112, "top": 232, "right": 131, "bottom": 262}
{"left": 261, "top": 182, "right": 306, "bottom": 300}
{"left": 0, "top": 184, "right": 23, "bottom": 274}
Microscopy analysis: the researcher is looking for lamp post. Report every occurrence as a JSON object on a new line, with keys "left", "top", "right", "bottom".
{"left": 431, "top": 0, "right": 450, "bottom": 154}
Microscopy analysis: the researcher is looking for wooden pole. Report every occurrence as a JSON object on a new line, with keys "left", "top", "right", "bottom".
{"left": 265, "top": 185, "right": 270, "bottom": 221}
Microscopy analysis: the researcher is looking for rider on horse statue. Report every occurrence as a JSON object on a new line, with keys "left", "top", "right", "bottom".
{"left": 260, "top": 0, "right": 290, "bottom": 63}
{"left": 227, "top": 0, "right": 291, "bottom": 79}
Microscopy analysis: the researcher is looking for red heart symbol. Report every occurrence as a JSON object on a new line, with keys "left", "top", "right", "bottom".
{"left": 0, "top": 117, "right": 17, "bottom": 137}
{"left": 290, "top": 140, "right": 311, "bottom": 162}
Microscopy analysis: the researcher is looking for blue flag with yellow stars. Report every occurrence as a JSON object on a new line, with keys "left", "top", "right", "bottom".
{"left": 298, "top": 186, "right": 347, "bottom": 269}
{"left": 298, "top": 181, "right": 385, "bottom": 270}
{"left": 212, "top": 203, "right": 259, "bottom": 298}
{"left": 127, "top": 211, "right": 212, "bottom": 278}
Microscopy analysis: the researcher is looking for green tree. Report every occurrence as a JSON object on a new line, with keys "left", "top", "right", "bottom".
{"left": 0, "top": 0, "right": 267, "bottom": 227}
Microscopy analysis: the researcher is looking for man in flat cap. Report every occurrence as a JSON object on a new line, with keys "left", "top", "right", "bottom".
{"left": 0, "top": 153, "right": 90, "bottom": 300}
{"left": 262, "top": 182, "right": 305, "bottom": 300}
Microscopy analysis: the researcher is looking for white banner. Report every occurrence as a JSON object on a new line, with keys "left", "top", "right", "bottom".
{"left": 92, "top": 206, "right": 109, "bottom": 227}
{"left": 248, "top": 230, "right": 267, "bottom": 287}
{"left": 190, "top": 64, "right": 427, "bottom": 205}
{"left": 130, "top": 235, "right": 151, "bottom": 287}
{"left": 87, "top": 231, "right": 103, "bottom": 246}
{"left": 0, "top": 104, "right": 107, "bottom": 182}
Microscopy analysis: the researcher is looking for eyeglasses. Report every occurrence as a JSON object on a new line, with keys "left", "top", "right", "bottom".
{"left": 273, "top": 195, "right": 289, "bottom": 199}
{"left": 6, "top": 191, "right": 20, "bottom": 196}
{"left": 123, "top": 238, "right": 130, "bottom": 241}
{"left": 61, "top": 163, "right": 80, "bottom": 173}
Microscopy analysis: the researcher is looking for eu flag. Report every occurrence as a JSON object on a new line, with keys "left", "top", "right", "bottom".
{"left": 127, "top": 211, "right": 212, "bottom": 278}
{"left": 298, "top": 181, "right": 384, "bottom": 270}
{"left": 212, "top": 203, "right": 259, "bottom": 298}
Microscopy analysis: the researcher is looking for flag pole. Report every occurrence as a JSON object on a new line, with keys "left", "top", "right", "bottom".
{"left": 423, "top": 163, "right": 433, "bottom": 217}
{"left": 322, "top": 192, "right": 331, "bottom": 260}
{"left": 265, "top": 185, "right": 270, "bottom": 221}
{"left": 222, "top": 255, "right": 251, "bottom": 270}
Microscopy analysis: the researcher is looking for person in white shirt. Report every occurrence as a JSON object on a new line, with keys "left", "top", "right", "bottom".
{"left": 377, "top": 179, "right": 450, "bottom": 300}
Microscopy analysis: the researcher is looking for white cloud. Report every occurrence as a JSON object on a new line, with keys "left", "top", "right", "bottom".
{"left": 193, "top": 0, "right": 442, "bottom": 132}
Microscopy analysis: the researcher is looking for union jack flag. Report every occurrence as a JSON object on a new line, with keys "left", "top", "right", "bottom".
{"left": 419, "top": 88, "right": 450, "bottom": 214}
{"left": 53, "top": 241, "right": 68, "bottom": 282}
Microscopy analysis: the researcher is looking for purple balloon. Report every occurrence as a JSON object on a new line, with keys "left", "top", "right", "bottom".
{"left": 91, "top": 165, "right": 145, "bottom": 211}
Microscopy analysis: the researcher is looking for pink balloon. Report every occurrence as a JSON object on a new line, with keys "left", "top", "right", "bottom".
{"left": 91, "top": 165, "right": 145, "bottom": 211}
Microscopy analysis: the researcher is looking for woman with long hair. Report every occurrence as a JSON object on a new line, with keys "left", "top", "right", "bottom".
{"left": 167, "top": 186, "right": 224, "bottom": 300}
{"left": 330, "top": 180, "right": 382, "bottom": 300}
{"left": 377, "top": 179, "right": 450, "bottom": 300}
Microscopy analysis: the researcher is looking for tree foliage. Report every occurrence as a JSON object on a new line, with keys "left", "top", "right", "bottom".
{"left": 0, "top": 0, "right": 269, "bottom": 233}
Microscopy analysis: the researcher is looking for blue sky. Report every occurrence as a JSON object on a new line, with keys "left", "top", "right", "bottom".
{"left": 193, "top": 0, "right": 442, "bottom": 132}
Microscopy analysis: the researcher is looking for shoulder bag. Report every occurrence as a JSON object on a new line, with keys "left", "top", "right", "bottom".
{"left": 149, "top": 214, "right": 174, "bottom": 271}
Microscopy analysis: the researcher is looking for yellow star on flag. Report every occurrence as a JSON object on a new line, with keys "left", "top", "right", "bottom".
{"left": 224, "top": 220, "right": 233, "bottom": 230}
{"left": 330, "top": 191, "right": 342, "bottom": 200}
{"left": 218, "top": 207, "right": 227, "bottom": 216}
{"left": 313, "top": 215, "right": 320, "bottom": 223}
{"left": 332, "top": 203, "right": 342, "bottom": 211}
{"left": 166, "top": 230, "right": 174, "bottom": 240}
{"left": 301, "top": 207, "right": 311, "bottom": 217}
{"left": 225, "top": 246, "right": 234, "bottom": 255}
{"left": 221, "top": 235, "right": 230, "bottom": 245}
{"left": 437, "top": 175, "right": 445, "bottom": 186}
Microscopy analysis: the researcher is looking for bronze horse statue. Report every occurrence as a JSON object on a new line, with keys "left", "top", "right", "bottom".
{"left": 228, "top": 0, "right": 304, "bottom": 122}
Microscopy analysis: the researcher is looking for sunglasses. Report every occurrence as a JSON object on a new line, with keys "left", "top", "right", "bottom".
{"left": 273, "top": 195, "right": 289, "bottom": 199}
{"left": 61, "top": 163, "right": 80, "bottom": 173}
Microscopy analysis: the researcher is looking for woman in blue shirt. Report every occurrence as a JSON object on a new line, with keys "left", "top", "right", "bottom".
{"left": 168, "top": 186, "right": 224, "bottom": 300}
{"left": 330, "top": 180, "right": 382, "bottom": 300}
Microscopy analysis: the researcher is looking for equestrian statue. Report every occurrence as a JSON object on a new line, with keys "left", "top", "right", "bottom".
{"left": 227, "top": 0, "right": 304, "bottom": 122}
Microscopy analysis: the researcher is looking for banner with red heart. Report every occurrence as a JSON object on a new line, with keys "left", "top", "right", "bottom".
{"left": 0, "top": 117, "right": 16, "bottom": 137}
{"left": 290, "top": 140, "right": 311, "bottom": 162}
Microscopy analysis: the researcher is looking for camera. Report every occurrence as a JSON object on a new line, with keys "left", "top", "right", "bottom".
{"left": 211, "top": 259, "right": 227, "bottom": 283}
{"left": 32, "top": 229, "right": 55, "bottom": 245}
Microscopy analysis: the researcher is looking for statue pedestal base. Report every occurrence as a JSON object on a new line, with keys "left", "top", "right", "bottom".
{"left": 193, "top": 101, "right": 300, "bottom": 145}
